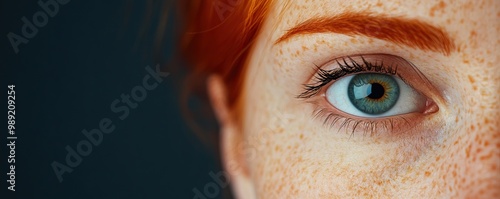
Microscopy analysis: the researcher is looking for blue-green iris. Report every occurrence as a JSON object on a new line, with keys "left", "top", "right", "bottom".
{"left": 347, "top": 73, "right": 400, "bottom": 115}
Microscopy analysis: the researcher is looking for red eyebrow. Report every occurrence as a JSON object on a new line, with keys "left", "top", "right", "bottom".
{"left": 275, "top": 12, "right": 455, "bottom": 55}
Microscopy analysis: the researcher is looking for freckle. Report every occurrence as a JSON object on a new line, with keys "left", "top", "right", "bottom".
{"left": 301, "top": 46, "right": 308, "bottom": 51}
{"left": 429, "top": 1, "right": 446, "bottom": 17}
{"left": 479, "top": 152, "right": 492, "bottom": 161}
{"left": 470, "top": 30, "right": 477, "bottom": 37}
{"left": 463, "top": 59, "right": 470, "bottom": 64}
{"left": 424, "top": 171, "right": 431, "bottom": 177}
{"left": 274, "top": 146, "right": 280, "bottom": 152}
{"left": 465, "top": 144, "right": 471, "bottom": 158}
{"left": 276, "top": 182, "right": 283, "bottom": 193}
{"left": 276, "top": 127, "right": 284, "bottom": 133}
{"left": 350, "top": 38, "right": 358, "bottom": 44}
{"left": 299, "top": 134, "right": 304, "bottom": 140}
{"left": 290, "top": 184, "right": 298, "bottom": 194}
{"left": 490, "top": 164, "right": 498, "bottom": 171}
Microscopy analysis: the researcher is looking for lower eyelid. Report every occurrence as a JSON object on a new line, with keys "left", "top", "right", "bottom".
{"left": 309, "top": 102, "right": 444, "bottom": 165}
{"left": 306, "top": 96, "right": 437, "bottom": 138}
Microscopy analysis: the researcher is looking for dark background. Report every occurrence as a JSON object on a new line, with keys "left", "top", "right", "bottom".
{"left": 1, "top": 0, "right": 226, "bottom": 198}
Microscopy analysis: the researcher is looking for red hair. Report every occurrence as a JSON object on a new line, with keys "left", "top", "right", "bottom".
{"left": 180, "top": 0, "right": 273, "bottom": 108}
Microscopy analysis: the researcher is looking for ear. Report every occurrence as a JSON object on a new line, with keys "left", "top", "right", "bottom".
{"left": 207, "top": 75, "right": 256, "bottom": 199}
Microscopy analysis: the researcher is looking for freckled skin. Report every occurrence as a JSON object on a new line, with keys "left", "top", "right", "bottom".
{"left": 220, "top": 0, "right": 500, "bottom": 198}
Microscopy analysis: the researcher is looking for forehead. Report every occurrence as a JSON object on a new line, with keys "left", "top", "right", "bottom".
{"left": 274, "top": 0, "right": 498, "bottom": 20}
{"left": 269, "top": 0, "right": 499, "bottom": 43}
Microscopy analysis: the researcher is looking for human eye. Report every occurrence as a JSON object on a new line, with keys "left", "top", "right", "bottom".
{"left": 298, "top": 54, "right": 440, "bottom": 136}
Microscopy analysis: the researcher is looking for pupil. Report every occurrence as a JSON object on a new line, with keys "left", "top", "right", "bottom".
{"left": 346, "top": 73, "right": 400, "bottom": 115}
{"left": 368, "top": 83, "right": 385, "bottom": 99}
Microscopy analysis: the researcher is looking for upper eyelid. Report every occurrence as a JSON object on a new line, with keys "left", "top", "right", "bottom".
{"left": 298, "top": 54, "right": 441, "bottom": 102}
{"left": 304, "top": 54, "right": 399, "bottom": 85}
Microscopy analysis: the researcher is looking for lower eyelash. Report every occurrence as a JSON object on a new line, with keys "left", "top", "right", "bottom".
{"left": 311, "top": 104, "right": 412, "bottom": 137}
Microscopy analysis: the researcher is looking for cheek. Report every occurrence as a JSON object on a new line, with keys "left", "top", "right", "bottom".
{"left": 422, "top": 110, "right": 500, "bottom": 198}
{"left": 433, "top": 72, "right": 500, "bottom": 197}
{"left": 243, "top": 113, "right": 341, "bottom": 198}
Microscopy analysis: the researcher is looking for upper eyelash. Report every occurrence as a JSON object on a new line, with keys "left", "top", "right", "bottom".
{"left": 297, "top": 56, "right": 398, "bottom": 98}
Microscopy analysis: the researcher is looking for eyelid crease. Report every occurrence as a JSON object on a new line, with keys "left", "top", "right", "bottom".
{"left": 275, "top": 11, "right": 456, "bottom": 56}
